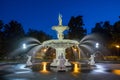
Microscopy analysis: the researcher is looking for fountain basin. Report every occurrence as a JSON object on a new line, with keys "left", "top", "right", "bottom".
{"left": 42, "top": 39, "right": 79, "bottom": 48}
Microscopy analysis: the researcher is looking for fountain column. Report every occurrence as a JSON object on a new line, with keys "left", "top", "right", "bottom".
{"left": 56, "top": 48, "right": 65, "bottom": 59}
{"left": 50, "top": 14, "right": 71, "bottom": 70}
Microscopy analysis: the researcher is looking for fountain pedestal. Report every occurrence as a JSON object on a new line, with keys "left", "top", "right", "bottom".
{"left": 50, "top": 48, "right": 71, "bottom": 71}
{"left": 50, "top": 58, "right": 71, "bottom": 67}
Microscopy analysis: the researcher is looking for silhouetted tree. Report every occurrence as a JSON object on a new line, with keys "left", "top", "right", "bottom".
{"left": 102, "top": 21, "right": 113, "bottom": 49}
{"left": 91, "top": 22, "right": 104, "bottom": 33}
{"left": 91, "top": 21, "right": 113, "bottom": 56}
{"left": 110, "top": 21, "right": 120, "bottom": 56}
{"left": 91, "top": 20, "right": 120, "bottom": 56}
{"left": 0, "top": 20, "right": 3, "bottom": 30}
{"left": 0, "top": 20, "right": 5, "bottom": 57}
{"left": 27, "top": 28, "right": 52, "bottom": 42}
{"left": 3, "top": 20, "right": 25, "bottom": 54}
{"left": 103, "top": 21, "right": 112, "bottom": 37}
{"left": 91, "top": 21, "right": 113, "bottom": 41}
{"left": 112, "top": 21, "right": 120, "bottom": 43}
{"left": 4, "top": 20, "right": 25, "bottom": 39}
{"left": 92, "top": 21, "right": 113, "bottom": 40}
{"left": 67, "top": 16, "right": 86, "bottom": 40}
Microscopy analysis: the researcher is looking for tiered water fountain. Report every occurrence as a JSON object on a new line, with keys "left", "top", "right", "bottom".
{"left": 24, "top": 14, "right": 101, "bottom": 72}
{"left": 42, "top": 14, "right": 80, "bottom": 71}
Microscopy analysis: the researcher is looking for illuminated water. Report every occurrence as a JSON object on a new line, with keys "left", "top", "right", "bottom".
{"left": 113, "top": 70, "right": 120, "bottom": 75}
{"left": 1, "top": 63, "right": 120, "bottom": 80}
{"left": 40, "top": 62, "right": 49, "bottom": 73}
{"left": 72, "top": 62, "right": 80, "bottom": 73}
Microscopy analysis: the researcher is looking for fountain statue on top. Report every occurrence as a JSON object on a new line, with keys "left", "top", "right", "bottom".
{"left": 52, "top": 14, "right": 69, "bottom": 40}
{"left": 58, "top": 13, "right": 62, "bottom": 26}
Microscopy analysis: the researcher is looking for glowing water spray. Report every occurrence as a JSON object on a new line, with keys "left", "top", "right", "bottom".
{"left": 73, "top": 62, "right": 80, "bottom": 73}
{"left": 41, "top": 62, "right": 48, "bottom": 73}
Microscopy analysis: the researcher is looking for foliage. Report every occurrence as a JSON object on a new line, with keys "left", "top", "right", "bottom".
{"left": 67, "top": 16, "right": 86, "bottom": 40}
{"left": 91, "top": 20, "right": 120, "bottom": 56}
{"left": 112, "top": 21, "right": 120, "bottom": 44}
{"left": 0, "top": 20, "right": 52, "bottom": 58}
{"left": 2, "top": 20, "right": 25, "bottom": 56}
{"left": 27, "top": 28, "right": 52, "bottom": 42}
{"left": 0, "top": 20, "right": 5, "bottom": 57}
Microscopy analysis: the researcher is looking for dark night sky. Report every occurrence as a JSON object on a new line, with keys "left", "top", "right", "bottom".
{"left": 0, "top": 0, "right": 120, "bottom": 37}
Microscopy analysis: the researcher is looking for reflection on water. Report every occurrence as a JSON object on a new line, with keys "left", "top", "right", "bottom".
{"left": 94, "top": 64, "right": 105, "bottom": 73}
{"left": 40, "top": 62, "right": 49, "bottom": 73}
{"left": 14, "top": 64, "right": 32, "bottom": 74}
{"left": 6, "top": 78, "right": 29, "bottom": 80}
{"left": 72, "top": 62, "right": 80, "bottom": 73}
{"left": 112, "top": 70, "right": 120, "bottom": 75}
{"left": 71, "top": 62, "right": 80, "bottom": 78}
{"left": 2, "top": 63, "right": 120, "bottom": 80}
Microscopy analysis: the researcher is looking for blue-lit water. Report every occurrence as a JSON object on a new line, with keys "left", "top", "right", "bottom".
{"left": 0, "top": 63, "right": 120, "bottom": 80}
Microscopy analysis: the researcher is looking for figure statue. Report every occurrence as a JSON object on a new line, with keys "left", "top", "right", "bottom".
{"left": 26, "top": 55, "right": 32, "bottom": 66}
{"left": 57, "top": 53, "right": 66, "bottom": 70}
{"left": 58, "top": 14, "right": 62, "bottom": 26}
{"left": 88, "top": 54, "right": 95, "bottom": 65}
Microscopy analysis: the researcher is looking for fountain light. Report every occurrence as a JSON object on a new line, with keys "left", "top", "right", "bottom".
{"left": 72, "top": 46, "right": 77, "bottom": 52}
{"left": 43, "top": 48, "right": 47, "bottom": 52}
{"left": 73, "top": 48, "right": 77, "bottom": 52}
{"left": 115, "top": 45, "right": 120, "bottom": 56}
{"left": 115, "top": 45, "right": 120, "bottom": 48}
{"left": 23, "top": 43, "right": 27, "bottom": 49}
{"left": 43, "top": 62, "right": 47, "bottom": 71}
{"left": 40, "top": 62, "right": 49, "bottom": 73}
{"left": 112, "top": 70, "right": 120, "bottom": 75}
{"left": 43, "top": 46, "right": 48, "bottom": 52}
{"left": 95, "top": 42, "right": 99, "bottom": 48}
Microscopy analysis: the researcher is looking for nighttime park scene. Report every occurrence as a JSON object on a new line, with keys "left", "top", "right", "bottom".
{"left": 0, "top": 0, "right": 120, "bottom": 80}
